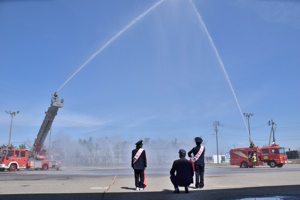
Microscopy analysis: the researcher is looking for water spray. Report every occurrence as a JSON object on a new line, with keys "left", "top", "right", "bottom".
{"left": 189, "top": 0, "right": 249, "bottom": 134}
{"left": 57, "top": 0, "right": 165, "bottom": 92}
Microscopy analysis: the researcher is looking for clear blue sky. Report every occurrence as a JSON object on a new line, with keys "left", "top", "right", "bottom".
{"left": 0, "top": 0, "right": 299, "bottom": 156}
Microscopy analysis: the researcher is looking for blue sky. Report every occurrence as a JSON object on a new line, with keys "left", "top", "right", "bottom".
{"left": 0, "top": 0, "right": 299, "bottom": 156}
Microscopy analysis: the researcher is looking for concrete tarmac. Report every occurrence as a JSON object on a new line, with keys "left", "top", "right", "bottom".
{"left": 0, "top": 164, "right": 300, "bottom": 200}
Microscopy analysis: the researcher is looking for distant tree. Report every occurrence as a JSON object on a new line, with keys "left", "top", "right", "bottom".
{"left": 144, "top": 138, "right": 150, "bottom": 145}
{"left": 78, "top": 138, "right": 88, "bottom": 145}
{"left": 171, "top": 138, "right": 178, "bottom": 146}
{"left": 1, "top": 144, "right": 17, "bottom": 149}
{"left": 87, "top": 137, "right": 93, "bottom": 152}
{"left": 25, "top": 139, "right": 33, "bottom": 150}
{"left": 19, "top": 144, "right": 27, "bottom": 149}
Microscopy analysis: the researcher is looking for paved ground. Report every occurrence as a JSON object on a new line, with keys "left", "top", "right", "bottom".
{"left": 0, "top": 164, "right": 300, "bottom": 200}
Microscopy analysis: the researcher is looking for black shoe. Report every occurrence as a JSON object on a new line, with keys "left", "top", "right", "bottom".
{"left": 185, "top": 187, "right": 189, "bottom": 193}
{"left": 173, "top": 188, "right": 179, "bottom": 193}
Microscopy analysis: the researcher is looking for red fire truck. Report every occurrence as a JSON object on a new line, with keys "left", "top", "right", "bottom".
{"left": 0, "top": 93, "right": 63, "bottom": 171}
{"left": 230, "top": 144, "right": 288, "bottom": 168}
{"left": 230, "top": 119, "right": 288, "bottom": 168}
{"left": 0, "top": 147, "right": 59, "bottom": 171}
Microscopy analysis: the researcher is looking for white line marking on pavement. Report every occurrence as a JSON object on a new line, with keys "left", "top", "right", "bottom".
{"left": 90, "top": 187, "right": 108, "bottom": 190}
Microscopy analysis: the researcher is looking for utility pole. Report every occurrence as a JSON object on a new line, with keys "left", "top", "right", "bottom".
{"left": 213, "top": 121, "right": 220, "bottom": 164}
{"left": 243, "top": 113, "right": 253, "bottom": 145}
{"left": 5, "top": 110, "right": 20, "bottom": 147}
{"left": 268, "top": 119, "right": 276, "bottom": 145}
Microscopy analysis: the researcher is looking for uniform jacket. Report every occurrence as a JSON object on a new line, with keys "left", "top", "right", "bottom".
{"left": 170, "top": 158, "right": 194, "bottom": 183}
{"left": 132, "top": 148, "right": 147, "bottom": 170}
{"left": 188, "top": 145, "right": 205, "bottom": 166}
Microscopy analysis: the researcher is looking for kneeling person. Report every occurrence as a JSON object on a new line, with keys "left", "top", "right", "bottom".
{"left": 170, "top": 149, "right": 194, "bottom": 193}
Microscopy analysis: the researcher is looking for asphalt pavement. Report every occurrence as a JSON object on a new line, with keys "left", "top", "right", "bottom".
{"left": 0, "top": 164, "right": 300, "bottom": 200}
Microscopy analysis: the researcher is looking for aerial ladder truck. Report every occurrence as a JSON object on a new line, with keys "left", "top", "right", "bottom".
{"left": 0, "top": 93, "right": 64, "bottom": 171}
{"left": 31, "top": 92, "right": 63, "bottom": 160}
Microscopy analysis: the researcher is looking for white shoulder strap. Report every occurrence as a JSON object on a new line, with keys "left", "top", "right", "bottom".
{"left": 193, "top": 146, "right": 204, "bottom": 162}
{"left": 133, "top": 148, "right": 144, "bottom": 163}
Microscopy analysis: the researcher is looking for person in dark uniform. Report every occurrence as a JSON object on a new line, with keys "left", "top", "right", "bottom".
{"left": 170, "top": 149, "right": 194, "bottom": 193}
{"left": 53, "top": 92, "right": 58, "bottom": 101}
{"left": 132, "top": 140, "right": 147, "bottom": 191}
{"left": 188, "top": 137, "right": 205, "bottom": 188}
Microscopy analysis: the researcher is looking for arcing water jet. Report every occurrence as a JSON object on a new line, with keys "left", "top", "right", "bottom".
{"left": 57, "top": 0, "right": 165, "bottom": 92}
{"left": 189, "top": 0, "right": 248, "bottom": 133}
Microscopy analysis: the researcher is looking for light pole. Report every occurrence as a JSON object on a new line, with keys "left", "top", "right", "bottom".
{"left": 5, "top": 110, "right": 19, "bottom": 147}
{"left": 213, "top": 121, "right": 220, "bottom": 164}
{"left": 243, "top": 113, "right": 253, "bottom": 145}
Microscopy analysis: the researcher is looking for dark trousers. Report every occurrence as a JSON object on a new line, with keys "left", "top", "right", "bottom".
{"left": 195, "top": 164, "right": 204, "bottom": 188}
{"left": 134, "top": 169, "right": 144, "bottom": 188}
{"left": 170, "top": 176, "right": 191, "bottom": 188}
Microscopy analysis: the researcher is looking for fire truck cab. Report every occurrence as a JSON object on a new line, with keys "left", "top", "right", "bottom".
{"left": 50, "top": 153, "right": 61, "bottom": 169}
{"left": 260, "top": 144, "right": 288, "bottom": 168}
{"left": 0, "top": 147, "right": 28, "bottom": 171}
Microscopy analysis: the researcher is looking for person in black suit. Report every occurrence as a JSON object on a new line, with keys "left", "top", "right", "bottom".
{"left": 188, "top": 137, "right": 205, "bottom": 188}
{"left": 170, "top": 149, "right": 194, "bottom": 193}
{"left": 132, "top": 140, "right": 147, "bottom": 190}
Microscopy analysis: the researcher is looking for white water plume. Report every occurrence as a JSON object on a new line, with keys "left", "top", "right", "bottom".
{"left": 57, "top": 0, "right": 165, "bottom": 92}
{"left": 49, "top": 134, "right": 196, "bottom": 167}
{"left": 189, "top": 0, "right": 249, "bottom": 135}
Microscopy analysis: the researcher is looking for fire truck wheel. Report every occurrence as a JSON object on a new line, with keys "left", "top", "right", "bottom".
{"left": 277, "top": 164, "right": 283, "bottom": 168}
{"left": 42, "top": 164, "right": 49, "bottom": 170}
{"left": 9, "top": 164, "right": 17, "bottom": 171}
{"left": 269, "top": 161, "right": 276, "bottom": 168}
{"left": 0, "top": 168, "right": 5, "bottom": 171}
{"left": 240, "top": 162, "right": 248, "bottom": 168}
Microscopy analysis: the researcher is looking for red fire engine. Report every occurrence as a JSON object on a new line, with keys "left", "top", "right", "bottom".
{"left": 230, "top": 120, "right": 288, "bottom": 168}
{"left": 230, "top": 144, "right": 288, "bottom": 168}
{"left": 0, "top": 93, "right": 63, "bottom": 171}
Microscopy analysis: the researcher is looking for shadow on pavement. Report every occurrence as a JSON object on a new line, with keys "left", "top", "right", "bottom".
{"left": 121, "top": 187, "right": 136, "bottom": 191}
{"left": 1, "top": 185, "right": 300, "bottom": 200}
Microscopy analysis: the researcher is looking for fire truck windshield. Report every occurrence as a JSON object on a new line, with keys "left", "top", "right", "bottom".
{"left": 0, "top": 150, "right": 7, "bottom": 157}
{"left": 51, "top": 155, "right": 61, "bottom": 161}
{"left": 278, "top": 148, "right": 286, "bottom": 155}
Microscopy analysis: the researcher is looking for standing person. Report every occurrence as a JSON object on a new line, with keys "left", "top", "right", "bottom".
{"left": 252, "top": 152, "right": 257, "bottom": 168}
{"left": 170, "top": 149, "right": 194, "bottom": 193}
{"left": 132, "top": 140, "right": 147, "bottom": 191}
{"left": 53, "top": 92, "right": 58, "bottom": 101}
{"left": 188, "top": 137, "right": 205, "bottom": 189}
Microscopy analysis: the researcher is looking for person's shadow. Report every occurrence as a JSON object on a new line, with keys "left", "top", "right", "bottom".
{"left": 121, "top": 187, "right": 173, "bottom": 193}
{"left": 121, "top": 187, "right": 136, "bottom": 191}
